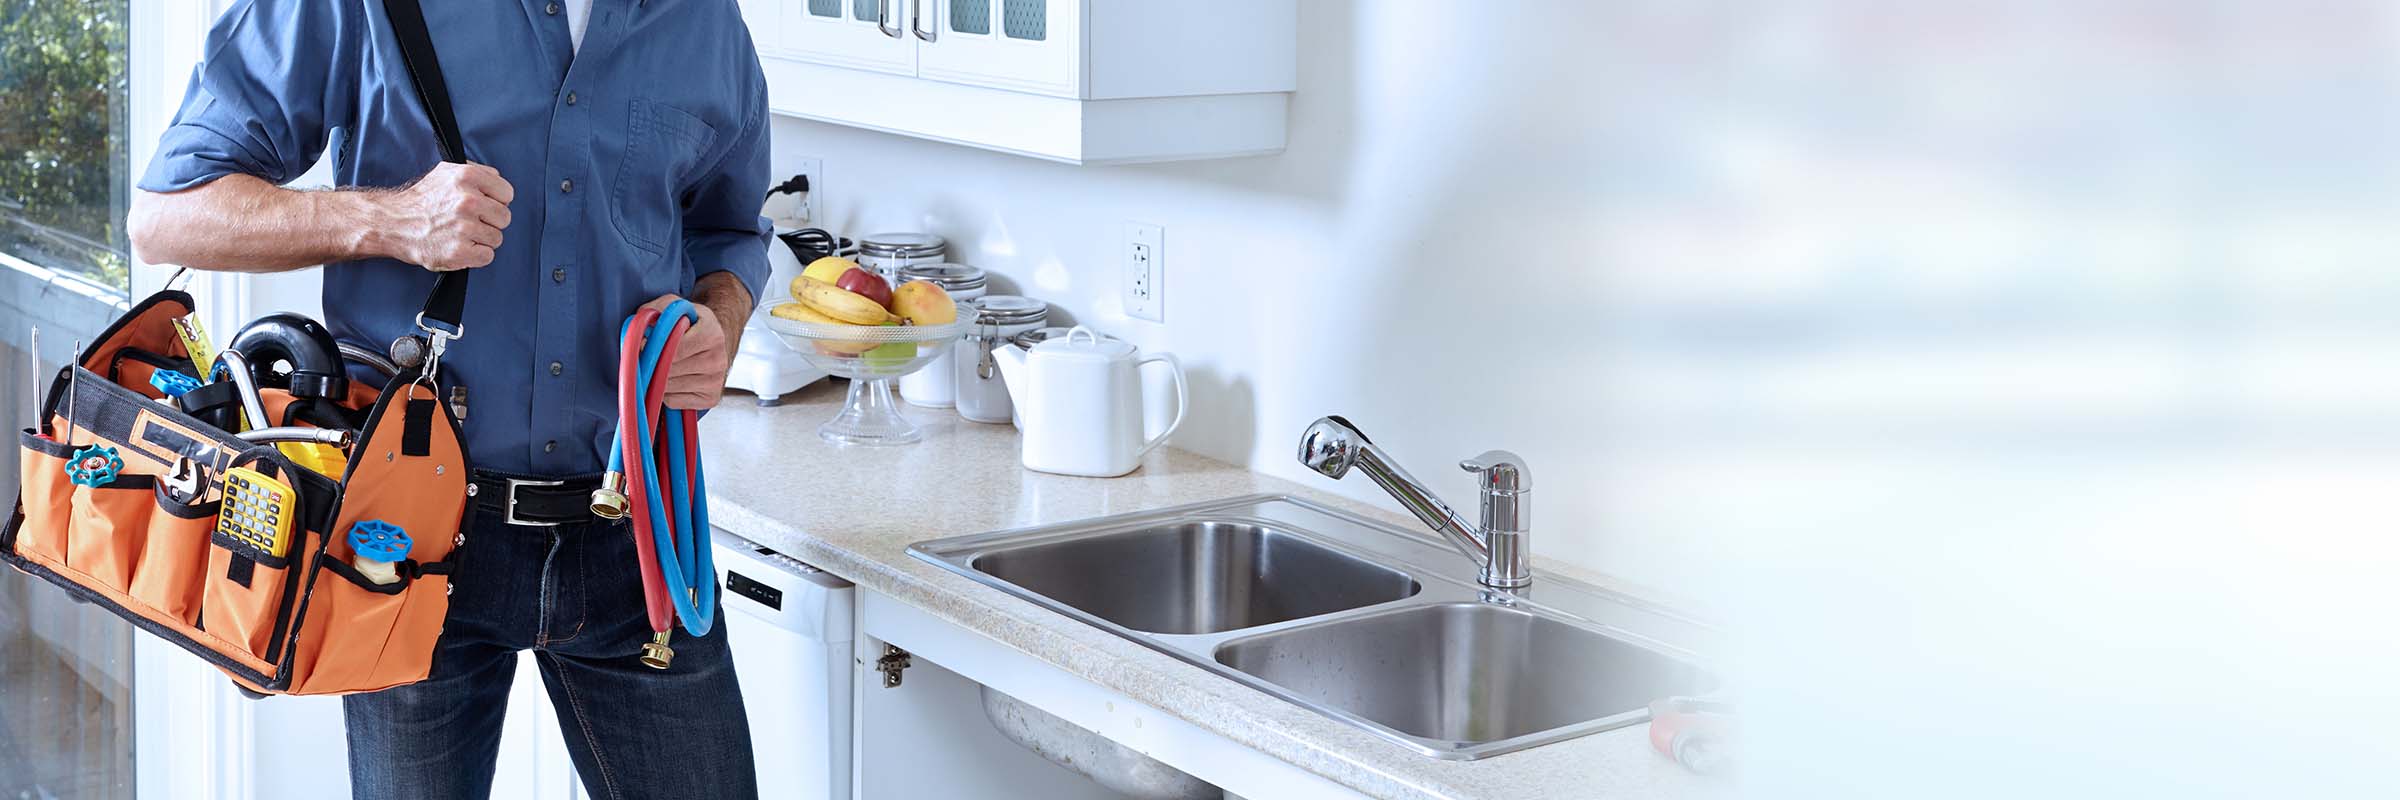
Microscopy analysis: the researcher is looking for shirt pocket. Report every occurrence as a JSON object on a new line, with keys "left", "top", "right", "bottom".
{"left": 610, "top": 98, "right": 720, "bottom": 257}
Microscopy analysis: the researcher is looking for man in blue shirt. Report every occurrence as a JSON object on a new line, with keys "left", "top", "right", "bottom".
{"left": 128, "top": 1, "right": 768, "bottom": 796}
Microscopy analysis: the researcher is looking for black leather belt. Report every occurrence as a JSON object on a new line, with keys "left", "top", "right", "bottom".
{"left": 470, "top": 472, "right": 602, "bottom": 527}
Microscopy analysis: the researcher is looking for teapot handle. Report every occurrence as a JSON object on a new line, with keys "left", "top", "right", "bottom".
{"left": 1135, "top": 352, "right": 1187, "bottom": 459}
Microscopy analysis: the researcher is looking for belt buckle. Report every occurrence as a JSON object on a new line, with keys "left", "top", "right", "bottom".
{"left": 503, "top": 478, "right": 568, "bottom": 527}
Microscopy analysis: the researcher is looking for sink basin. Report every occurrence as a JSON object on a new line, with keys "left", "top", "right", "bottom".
{"left": 910, "top": 495, "right": 1713, "bottom": 761}
{"left": 967, "top": 521, "right": 1419, "bottom": 634}
{"left": 1215, "top": 602, "right": 1713, "bottom": 755}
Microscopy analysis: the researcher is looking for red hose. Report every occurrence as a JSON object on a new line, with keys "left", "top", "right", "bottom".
{"left": 617, "top": 308, "right": 673, "bottom": 637}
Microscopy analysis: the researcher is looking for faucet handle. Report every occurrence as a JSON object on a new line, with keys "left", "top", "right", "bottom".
{"left": 1459, "top": 450, "right": 1528, "bottom": 494}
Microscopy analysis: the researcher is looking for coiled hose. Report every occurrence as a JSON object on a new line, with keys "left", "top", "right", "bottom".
{"left": 599, "top": 300, "right": 717, "bottom": 669}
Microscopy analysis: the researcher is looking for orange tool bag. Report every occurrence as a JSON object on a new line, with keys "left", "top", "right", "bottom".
{"left": 1, "top": 0, "right": 476, "bottom": 697}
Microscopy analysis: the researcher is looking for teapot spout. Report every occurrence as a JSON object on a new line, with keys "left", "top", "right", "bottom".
{"left": 990, "top": 341, "right": 1030, "bottom": 406}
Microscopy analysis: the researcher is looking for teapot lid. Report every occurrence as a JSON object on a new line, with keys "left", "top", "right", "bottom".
{"left": 1029, "top": 326, "right": 1135, "bottom": 361}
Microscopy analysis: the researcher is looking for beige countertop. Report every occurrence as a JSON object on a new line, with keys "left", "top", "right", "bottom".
{"left": 698, "top": 381, "right": 1724, "bottom": 800}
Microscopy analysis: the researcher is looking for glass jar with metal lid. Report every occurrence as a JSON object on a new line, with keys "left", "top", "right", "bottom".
{"left": 953, "top": 295, "right": 1049, "bottom": 424}
{"left": 856, "top": 232, "right": 947, "bottom": 287}
{"left": 896, "top": 264, "right": 989, "bottom": 408}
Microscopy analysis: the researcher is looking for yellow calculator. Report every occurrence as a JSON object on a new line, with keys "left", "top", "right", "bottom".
{"left": 216, "top": 467, "right": 297, "bottom": 558}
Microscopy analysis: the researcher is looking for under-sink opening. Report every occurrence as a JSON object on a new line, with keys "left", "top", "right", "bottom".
{"left": 966, "top": 520, "right": 1421, "bottom": 635}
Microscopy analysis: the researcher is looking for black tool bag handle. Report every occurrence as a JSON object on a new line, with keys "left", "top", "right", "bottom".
{"left": 381, "top": 0, "right": 471, "bottom": 358}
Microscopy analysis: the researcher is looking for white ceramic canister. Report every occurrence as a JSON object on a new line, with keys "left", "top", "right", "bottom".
{"left": 855, "top": 232, "right": 947, "bottom": 288}
{"left": 895, "top": 264, "right": 989, "bottom": 408}
{"left": 953, "top": 296, "right": 1049, "bottom": 424}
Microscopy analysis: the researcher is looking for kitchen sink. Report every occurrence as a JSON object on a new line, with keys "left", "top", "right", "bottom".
{"left": 968, "top": 521, "right": 1420, "bottom": 634}
{"left": 909, "top": 495, "right": 1714, "bottom": 760}
{"left": 1215, "top": 602, "right": 1712, "bottom": 749}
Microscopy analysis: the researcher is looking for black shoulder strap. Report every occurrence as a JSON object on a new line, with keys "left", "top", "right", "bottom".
{"left": 382, "top": 0, "right": 469, "bottom": 337}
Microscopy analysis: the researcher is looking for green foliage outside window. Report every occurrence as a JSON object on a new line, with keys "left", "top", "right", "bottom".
{"left": 0, "top": 0, "right": 130, "bottom": 290}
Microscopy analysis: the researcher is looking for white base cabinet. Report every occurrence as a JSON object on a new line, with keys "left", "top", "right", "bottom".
{"left": 741, "top": 0, "right": 1296, "bottom": 164}
{"left": 852, "top": 589, "right": 1370, "bottom": 800}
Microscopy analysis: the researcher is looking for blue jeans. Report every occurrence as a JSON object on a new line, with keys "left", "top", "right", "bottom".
{"left": 342, "top": 509, "right": 757, "bottom": 800}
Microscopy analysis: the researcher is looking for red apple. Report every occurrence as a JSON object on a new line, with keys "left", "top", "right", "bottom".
{"left": 836, "top": 268, "right": 894, "bottom": 310}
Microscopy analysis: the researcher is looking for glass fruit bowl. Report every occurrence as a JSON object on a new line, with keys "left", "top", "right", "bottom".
{"left": 761, "top": 301, "right": 974, "bottom": 446}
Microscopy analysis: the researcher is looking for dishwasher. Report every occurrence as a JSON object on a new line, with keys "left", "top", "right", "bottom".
{"left": 712, "top": 527, "right": 855, "bottom": 799}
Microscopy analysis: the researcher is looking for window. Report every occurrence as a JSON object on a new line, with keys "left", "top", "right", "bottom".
{"left": 0, "top": 0, "right": 133, "bottom": 291}
{"left": 0, "top": 3, "right": 136, "bottom": 799}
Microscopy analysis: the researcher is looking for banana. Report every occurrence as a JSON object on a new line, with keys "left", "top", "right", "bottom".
{"left": 769, "top": 302, "right": 845, "bottom": 325}
{"left": 796, "top": 277, "right": 898, "bottom": 325}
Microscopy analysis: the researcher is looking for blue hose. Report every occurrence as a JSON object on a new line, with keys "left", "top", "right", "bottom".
{"left": 606, "top": 300, "right": 716, "bottom": 637}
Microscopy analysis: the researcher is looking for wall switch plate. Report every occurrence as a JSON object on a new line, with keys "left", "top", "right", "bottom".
{"left": 1124, "top": 222, "right": 1164, "bottom": 322}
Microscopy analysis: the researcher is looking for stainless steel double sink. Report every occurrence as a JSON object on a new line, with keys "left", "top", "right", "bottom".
{"left": 909, "top": 495, "right": 1714, "bottom": 760}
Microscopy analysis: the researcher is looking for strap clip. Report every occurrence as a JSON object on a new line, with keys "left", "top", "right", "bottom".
{"left": 412, "top": 312, "right": 464, "bottom": 378}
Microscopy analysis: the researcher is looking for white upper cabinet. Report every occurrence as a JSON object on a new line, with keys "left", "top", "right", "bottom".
{"left": 740, "top": 0, "right": 1297, "bottom": 165}
{"left": 914, "top": 0, "right": 1081, "bottom": 97}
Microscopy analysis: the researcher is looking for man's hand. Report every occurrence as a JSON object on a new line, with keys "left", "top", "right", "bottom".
{"left": 377, "top": 162, "right": 514, "bottom": 271}
{"left": 645, "top": 273, "right": 754, "bottom": 409}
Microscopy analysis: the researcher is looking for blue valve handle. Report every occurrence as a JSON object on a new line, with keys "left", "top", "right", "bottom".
{"left": 604, "top": 300, "right": 717, "bottom": 638}
{"left": 149, "top": 369, "right": 202, "bottom": 398}
{"left": 348, "top": 520, "right": 413, "bottom": 564}
{"left": 65, "top": 445, "right": 123, "bottom": 487}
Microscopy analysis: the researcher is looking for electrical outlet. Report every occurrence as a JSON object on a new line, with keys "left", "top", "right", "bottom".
{"left": 773, "top": 157, "right": 823, "bottom": 226}
{"left": 1124, "top": 222, "right": 1164, "bottom": 322}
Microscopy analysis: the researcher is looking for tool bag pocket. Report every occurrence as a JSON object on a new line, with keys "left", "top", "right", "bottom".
{"left": 130, "top": 484, "right": 217, "bottom": 625}
{"left": 13, "top": 430, "right": 77, "bottom": 568}
{"left": 64, "top": 476, "right": 157, "bottom": 591}
{"left": 284, "top": 377, "right": 467, "bottom": 695}
{"left": 200, "top": 518, "right": 297, "bottom": 663}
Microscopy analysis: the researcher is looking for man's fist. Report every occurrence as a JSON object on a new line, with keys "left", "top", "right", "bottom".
{"left": 642, "top": 294, "right": 736, "bottom": 409}
{"left": 387, "top": 162, "right": 513, "bottom": 271}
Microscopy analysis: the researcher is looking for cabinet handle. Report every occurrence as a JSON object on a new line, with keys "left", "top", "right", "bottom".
{"left": 878, "top": 0, "right": 903, "bottom": 38}
{"left": 912, "top": 0, "right": 937, "bottom": 42}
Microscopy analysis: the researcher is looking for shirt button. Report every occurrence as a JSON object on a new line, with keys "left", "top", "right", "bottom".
{"left": 565, "top": 91, "right": 578, "bottom": 106}
{"left": 549, "top": 361, "right": 564, "bottom": 376}
{"left": 559, "top": 179, "right": 574, "bottom": 194}
{"left": 552, "top": 268, "right": 566, "bottom": 283}
{"left": 543, "top": 441, "right": 557, "bottom": 453}
{"left": 545, "top": 2, "right": 559, "bottom": 14}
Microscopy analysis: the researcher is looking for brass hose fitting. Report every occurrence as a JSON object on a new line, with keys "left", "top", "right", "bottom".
{"left": 590, "top": 472, "right": 629, "bottom": 519}
{"left": 639, "top": 631, "right": 674, "bottom": 670}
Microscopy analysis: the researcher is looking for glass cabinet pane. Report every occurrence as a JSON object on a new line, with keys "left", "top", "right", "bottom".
{"left": 810, "top": 0, "right": 842, "bottom": 18}
{"left": 1001, "top": 0, "right": 1045, "bottom": 40}
{"left": 851, "top": 0, "right": 880, "bottom": 23}
{"left": 950, "top": 0, "right": 991, "bottom": 35}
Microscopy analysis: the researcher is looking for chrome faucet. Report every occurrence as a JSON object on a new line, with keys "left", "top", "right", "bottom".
{"left": 1297, "top": 416, "right": 1531, "bottom": 590}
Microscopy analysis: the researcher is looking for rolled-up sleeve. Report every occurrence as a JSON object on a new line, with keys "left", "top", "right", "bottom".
{"left": 139, "top": 0, "right": 346, "bottom": 193}
{"left": 679, "top": 74, "right": 772, "bottom": 304}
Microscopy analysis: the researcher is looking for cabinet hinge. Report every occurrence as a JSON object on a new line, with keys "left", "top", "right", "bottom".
{"left": 875, "top": 644, "right": 912, "bottom": 688}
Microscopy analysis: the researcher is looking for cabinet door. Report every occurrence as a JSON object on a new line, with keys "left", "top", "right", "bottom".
{"left": 737, "top": 0, "right": 786, "bottom": 57}
{"left": 784, "top": 0, "right": 918, "bottom": 77}
{"left": 914, "top": 0, "right": 1082, "bottom": 98}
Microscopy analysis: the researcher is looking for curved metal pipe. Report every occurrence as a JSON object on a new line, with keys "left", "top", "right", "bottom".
{"left": 214, "top": 350, "right": 273, "bottom": 432}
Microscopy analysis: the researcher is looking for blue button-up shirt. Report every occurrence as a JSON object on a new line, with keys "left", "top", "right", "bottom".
{"left": 139, "top": 0, "right": 771, "bottom": 475}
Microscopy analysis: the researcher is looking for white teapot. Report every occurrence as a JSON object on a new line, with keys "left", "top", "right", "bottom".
{"left": 990, "top": 326, "right": 1187, "bottom": 477}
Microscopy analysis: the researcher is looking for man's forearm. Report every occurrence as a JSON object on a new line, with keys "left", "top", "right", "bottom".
{"left": 128, "top": 174, "right": 397, "bottom": 272}
{"left": 692, "top": 271, "right": 755, "bottom": 351}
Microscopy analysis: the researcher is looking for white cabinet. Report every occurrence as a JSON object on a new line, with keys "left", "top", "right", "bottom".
{"left": 913, "top": 0, "right": 1081, "bottom": 96}
{"left": 741, "top": 0, "right": 1296, "bottom": 164}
